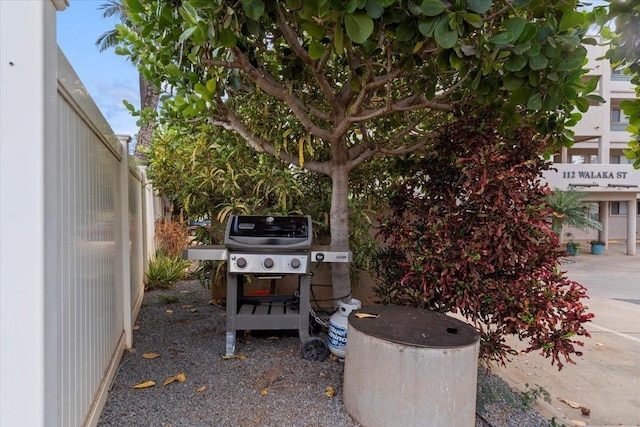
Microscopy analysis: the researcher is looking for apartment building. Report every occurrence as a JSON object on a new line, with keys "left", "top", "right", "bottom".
{"left": 543, "top": 37, "right": 640, "bottom": 255}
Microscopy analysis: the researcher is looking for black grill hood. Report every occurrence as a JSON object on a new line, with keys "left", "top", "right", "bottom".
{"left": 224, "top": 215, "right": 312, "bottom": 250}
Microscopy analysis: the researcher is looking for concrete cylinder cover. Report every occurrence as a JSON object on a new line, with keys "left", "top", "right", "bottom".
{"left": 343, "top": 305, "right": 480, "bottom": 427}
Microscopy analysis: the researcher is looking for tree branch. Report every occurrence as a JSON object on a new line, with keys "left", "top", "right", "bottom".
{"left": 348, "top": 95, "right": 455, "bottom": 122}
{"left": 349, "top": 68, "right": 405, "bottom": 116}
{"left": 274, "top": 4, "right": 337, "bottom": 108}
{"left": 346, "top": 146, "right": 377, "bottom": 171}
{"left": 202, "top": 59, "right": 242, "bottom": 69}
{"left": 379, "top": 138, "right": 431, "bottom": 156}
{"left": 229, "top": 47, "right": 334, "bottom": 140}
{"left": 212, "top": 101, "right": 330, "bottom": 175}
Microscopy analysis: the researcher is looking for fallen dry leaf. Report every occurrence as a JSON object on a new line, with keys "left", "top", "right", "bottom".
{"left": 181, "top": 304, "right": 194, "bottom": 309}
{"left": 163, "top": 372, "right": 187, "bottom": 386}
{"left": 581, "top": 406, "right": 591, "bottom": 416}
{"left": 325, "top": 386, "right": 336, "bottom": 398}
{"left": 253, "top": 418, "right": 261, "bottom": 424}
{"left": 165, "top": 309, "right": 174, "bottom": 315}
{"left": 354, "top": 313, "right": 379, "bottom": 319}
{"left": 596, "top": 343, "right": 604, "bottom": 346}
{"left": 133, "top": 325, "right": 140, "bottom": 330}
{"left": 196, "top": 385, "right": 207, "bottom": 392}
{"left": 190, "top": 308, "right": 198, "bottom": 313}
{"left": 142, "top": 353, "right": 161, "bottom": 359}
{"left": 558, "top": 398, "right": 582, "bottom": 409}
{"left": 260, "top": 389, "right": 268, "bottom": 396}
{"left": 133, "top": 380, "right": 155, "bottom": 389}
{"left": 571, "top": 420, "right": 587, "bottom": 426}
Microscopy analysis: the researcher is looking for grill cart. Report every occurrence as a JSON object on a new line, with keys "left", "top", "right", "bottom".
{"left": 184, "top": 215, "right": 351, "bottom": 360}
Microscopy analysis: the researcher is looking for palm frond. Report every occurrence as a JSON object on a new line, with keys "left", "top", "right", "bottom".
{"left": 95, "top": 29, "right": 120, "bottom": 52}
{"left": 97, "top": 0, "right": 124, "bottom": 19}
{"left": 546, "top": 189, "right": 603, "bottom": 236}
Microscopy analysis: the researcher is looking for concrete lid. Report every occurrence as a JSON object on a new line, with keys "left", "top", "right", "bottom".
{"left": 348, "top": 305, "right": 479, "bottom": 348}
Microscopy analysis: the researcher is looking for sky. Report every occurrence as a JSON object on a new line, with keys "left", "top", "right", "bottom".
{"left": 57, "top": 0, "right": 139, "bottom": 143}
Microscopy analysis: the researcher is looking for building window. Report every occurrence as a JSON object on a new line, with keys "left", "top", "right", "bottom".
{"left": 588, "top": 203, "right": 600, "bottom": 222}
{"left": 611, "top": 108, "right": 629, "bottom": 131}
{"left": 611, "top": 202, "right": 626, "bottom": 215}
{"left": 611, "top": 108, "right": 621, "bottom": 122}
{"left": 611, "top": 155, "right": 632, "bottom": 165}
{"left": 611, "top": 201, "right": 640, "bottom": 215}
{"left": 571, "top": 155, "right": 585, "bottom": 164}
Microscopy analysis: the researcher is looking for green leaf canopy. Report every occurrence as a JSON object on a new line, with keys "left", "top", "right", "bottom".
{"left": 118, "top": 0, "right": 599, "bottom": 301}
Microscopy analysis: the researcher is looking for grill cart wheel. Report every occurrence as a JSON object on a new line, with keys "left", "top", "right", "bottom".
{"left": 301, "top": 337, "right": 329, "bottom": 362}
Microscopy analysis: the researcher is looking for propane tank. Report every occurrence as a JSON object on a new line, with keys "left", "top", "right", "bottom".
{"left": 328, "top": 298, "right": 362, "bottom": 359}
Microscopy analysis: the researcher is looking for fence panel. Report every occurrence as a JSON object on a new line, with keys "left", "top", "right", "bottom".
{"left": 55, "top": 48, "right": 152, "bottom": 427}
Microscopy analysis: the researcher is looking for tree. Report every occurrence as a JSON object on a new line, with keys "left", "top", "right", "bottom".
{"left": 373, "top": 111, "right": 594, "bottom": 369}
{"left": 546, "top": 188, "right": 603, "bottom": 238}
{"left": 96, "top": 0, "right": 159, "bottom": 163}
{"left": 147, "top": 121, "right": 379, "bottom": 286}
{"left": 118, "top": 0, "right": 600, "bottom": 302}
{"left": 147, "top": 123, "right": 310, "bottom": 223}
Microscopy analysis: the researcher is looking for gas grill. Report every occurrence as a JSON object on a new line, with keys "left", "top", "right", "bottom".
{"left": 183, "top": 214, "right": 351, "bottom": 358}
{"left": 225, "top": 215, "right": 312, "bottom": 275}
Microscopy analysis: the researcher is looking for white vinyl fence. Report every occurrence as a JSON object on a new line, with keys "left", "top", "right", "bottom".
{"left": 1, "top": 2, "right": 161, "bottom": 426}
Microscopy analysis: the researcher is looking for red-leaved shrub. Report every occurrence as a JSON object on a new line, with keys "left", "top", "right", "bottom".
{"left": 373, "top": 114, "right": 593, "bottom": 369}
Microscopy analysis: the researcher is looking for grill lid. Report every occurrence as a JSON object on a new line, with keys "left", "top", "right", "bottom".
{"left": 224, "top": 215, "right": 312, "bottom": 250}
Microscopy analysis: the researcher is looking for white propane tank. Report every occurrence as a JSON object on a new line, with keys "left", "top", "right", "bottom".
{"left": 328, "top": 298, "right": 362, "bottom": 358}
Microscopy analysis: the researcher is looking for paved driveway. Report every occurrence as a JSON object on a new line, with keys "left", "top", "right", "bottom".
{"left": 494, "top": 243, "right": 640, "bottom": 427}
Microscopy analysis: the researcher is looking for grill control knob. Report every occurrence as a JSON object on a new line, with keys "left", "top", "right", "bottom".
{"left": 290, "top": 258, "right": 301, "bottom": 270}
{"left": 236, "top": 257, "right": 247, "bottom": 269}
{"left": 263, "top": 257, "right": 274, "bottom": 269}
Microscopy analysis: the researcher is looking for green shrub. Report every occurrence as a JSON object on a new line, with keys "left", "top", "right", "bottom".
{"left": 146, "top": 253, "right": 190, "bottom": 290}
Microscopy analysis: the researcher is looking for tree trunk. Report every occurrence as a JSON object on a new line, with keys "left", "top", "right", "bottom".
{"left": 134, "top": 73, "right": 159, "bottom": 163}
{"left": 330, "top": 166, "right": 351, "bottom": 304}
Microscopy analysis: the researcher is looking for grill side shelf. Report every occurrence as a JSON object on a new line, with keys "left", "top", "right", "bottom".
{"left": 183, "top": 245, "right": 227, "bottom": 261}
{"left": 311, "top": 246, "right": 352, "bottom": 263}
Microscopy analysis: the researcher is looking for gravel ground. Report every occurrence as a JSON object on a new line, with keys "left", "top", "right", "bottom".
{"left": 98, "top": 280, "right": 551, "bottom": 427}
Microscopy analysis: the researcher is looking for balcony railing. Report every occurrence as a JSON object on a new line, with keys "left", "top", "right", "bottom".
{"left": 610, "top": 123, "right": 630, "bottom": 132}
{"left": 611, "top": 73, "right": 631, "bottom": 81}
